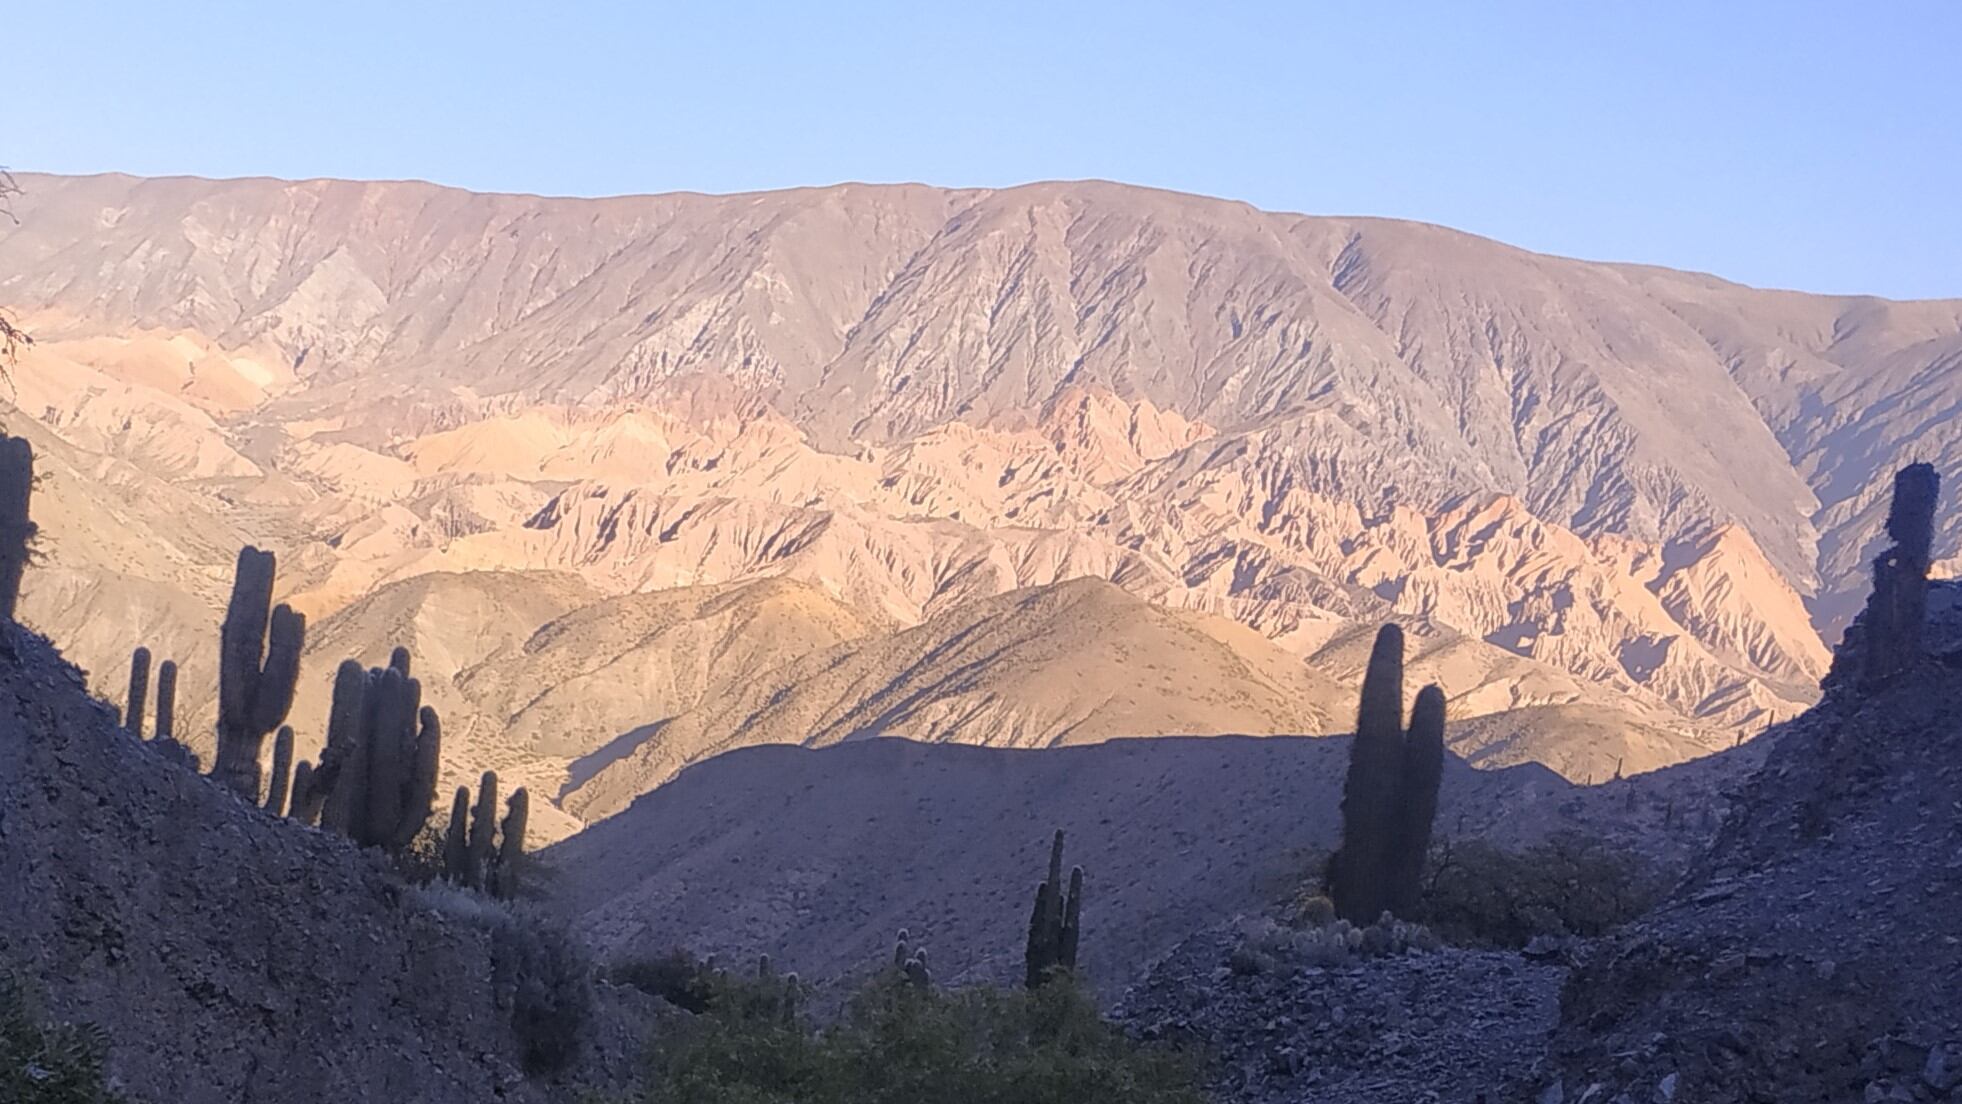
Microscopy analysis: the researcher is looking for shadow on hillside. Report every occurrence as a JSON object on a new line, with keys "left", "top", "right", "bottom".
{"left": 545, "top": 732, "right": 1745, "bottom": 996}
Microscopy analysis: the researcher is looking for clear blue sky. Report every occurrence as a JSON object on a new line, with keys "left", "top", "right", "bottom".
{"left": 12, "top": 1, "right": 1961, "bottom": 299}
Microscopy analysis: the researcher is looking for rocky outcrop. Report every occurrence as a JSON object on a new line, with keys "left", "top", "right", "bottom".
{"left": 0, "top": 623, "right": 646, "bottom": 1103}
{"left": 1539, "top": 579, "right": 1962, "bottom": 1104}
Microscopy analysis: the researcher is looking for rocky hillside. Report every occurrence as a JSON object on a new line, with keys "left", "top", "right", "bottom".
{"left": 1541, "top": 576, "right": 1962, "bottom": 1103}
{"left": 545, "top": 730, "right": 1735, "bottom": 1001}
{"left": 0, "top": 621, "right": 646, "bottom": 1103}
{"left": 3, "top": 173, "right": 1959, "bottom": 834}
{"left": 1112, "top": 508, "right": 1961, "bottom": 1102}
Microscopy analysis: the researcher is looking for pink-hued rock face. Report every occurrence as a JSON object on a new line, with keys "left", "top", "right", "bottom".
{"left": 3, "top": 173, "right": 1958, "bottom": 841}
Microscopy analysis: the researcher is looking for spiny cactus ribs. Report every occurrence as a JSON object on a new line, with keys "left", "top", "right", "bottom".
{"left": 1024, "top": 830, "right": 1085, "bottom": 989}
{"left": 1328, "top": 624, "right": 1446, "bottom": 924}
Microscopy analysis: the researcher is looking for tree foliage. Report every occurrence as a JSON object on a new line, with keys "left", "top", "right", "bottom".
{"left": 630, "top": 967, "right": 1204, "bottom": 1104}
{"left": 0, "top": 974, "right": 124, "bottom": 1104}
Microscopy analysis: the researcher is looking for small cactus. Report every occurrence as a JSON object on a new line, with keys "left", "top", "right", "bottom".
{"left": 264, "top": 725, "right": 295, "bottom": 816}
{"left": 903, "top": 949, "right": 932, "bottom": 989}
{"left": 491, "top": 787, "right": 529, "bottom": 899}
{"left": 125, "top": 647, "right": 152, "bottom": 739}
{"left": 440, "top": 772, "right": 528, "bottom": 895}
{"left": 289, "top": 760, "right": 321, "bottom": 825}
{"left": 153, "top": 659, "right": 178, "bottom": 742}
{"left": 467, "top": 770, "right": 500, "bottom": 885}
{"left": 780, "top": 973, "right": 801, "bottom": 1025}
{"left": 1024, "top": 830, "right": 1085, "bottom": 989}
{"left": 442, "top": 786, "right": 470, "bottom": 883}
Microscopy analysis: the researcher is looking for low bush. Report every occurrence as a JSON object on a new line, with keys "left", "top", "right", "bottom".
{"left": 1231, "top": 903, "right": 1439, "bottom": 975}
{"left": 0, "top": 973, "right": 123, "bottom": 1104}
{"left": 1412, "top": 833, "right": 1663, "bottom": 947}
{"left": 412, "top": 885, "right": 595, "bottom": 1076}
{"left": 489, "top": 908, "right": 593, "bottom": 1075}
{"left": 628, "top": 966, "right": 1204, "bottom": 1104}
{"left": 612, "top": 948, "right": 719, "bottom": 1015}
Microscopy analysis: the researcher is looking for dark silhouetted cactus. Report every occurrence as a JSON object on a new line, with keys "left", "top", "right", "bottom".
{"left": 309, "top": 653, "right": 442, "bottom": 852}
{"left": 314, "top": 659, "right": 368, "bottom": 833}
{"left": 213, "top": 547, "right": 305, "bottom": 800}
{"left": 1389, "top": 684, "right": 1446, "bottom": 915}
{"left": 468, "top": 770, "right": 500, "bottom": 886}
{"left": 492, "top": 787, "right": 530, "bottom": 900}
{"left": 1329, "top": 624, "right": 1447, "bottom": 923}
{"left": 145, "top": 655, "right": 198, "bottom": 768}
{"left": 442, "top": 786, "right": 470, "bottom": 883}
{"left": 264, "top": 725, "right": 295, "bottom": 816}
{"left": 0, "top": 434, "right": 34, "bottom": 622}
{"left": 153, "top": 658, "right": 177, "bottom": 742}
{"left": 1024, "top": 829, "right": 1084, "bottom": 989}
{"left": 289, "top": 760, "right": 322, "bottom": 825}
{"left": 1859, "top": 464, "right": 1942, "bottom": 687}
{"left": 903, "top": 949, "right": 932, "bottom": 989}
{"left": 125, "top": 647, "right": 152, "bottom": 739}
{"left": 440, "top": 772, "right": 530, "bottom": 895}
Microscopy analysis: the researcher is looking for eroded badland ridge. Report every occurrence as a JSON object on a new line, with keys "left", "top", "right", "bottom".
{"left": 4, "top": 172, "right": 1961, "bottom": 837}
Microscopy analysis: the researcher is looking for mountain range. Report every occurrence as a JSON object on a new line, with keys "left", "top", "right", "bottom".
{"left": 4, "top": 171, "right": 1959, "bottom": 840}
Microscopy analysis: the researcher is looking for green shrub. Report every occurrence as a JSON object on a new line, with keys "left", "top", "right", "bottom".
{"left": 489, "top": 908, "right": 593, "bottom": 1075}
{"left": 0, "top": 974, "right": 123, "bottom": 1104}
{"left": 631, "top": 968, "right": 1204, "bottom": 1104}
{"left": 1413, "top": 833, "right": 1663, "bottom": 947}
{"left": 613, "top": 949, "right": 719, "bottom": 1015}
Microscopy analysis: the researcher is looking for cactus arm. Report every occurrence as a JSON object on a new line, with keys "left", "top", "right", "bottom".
{"left": 248, "top": 605, "right": 305, "bottom": 734}
{"left": 264, "top": 726, "right": 295, "bottom": 816}
{"left": 388, "top": 706, "right": 442, "bottom": 853}
{"left": 467, "top": 771, "right": 500, "bottom": 890}
{"left": 1060, "top": 866, "right": 1084, "bottom": 970}
{"left": 493, "top": 788, "right": 529, "bottom": 898}
{"left": 442, "top": 786, "right": 471, "bottom": 882}
{"left": 1388, "top": 684, "right": 1446, "bottom": 915}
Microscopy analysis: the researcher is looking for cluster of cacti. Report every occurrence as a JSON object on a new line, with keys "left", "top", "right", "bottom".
{"left": 440, "top": 770, "right": 529, "bottom": 898}
{"left": 1232, "top": 908, "right": 1440, "bottom": 975}
{"left": 212, "top": 547, "right": 306, "bottom": 800}
{"left": 1023, "top": 830, "right": 1084, "bottom": 989}
{"left": 893, "top": 929, "right": 933, "bottom": 989}
{"left": 751, "top": 954, "right": 803, "bottom": 1025}
{"left": 1327, "top": 624, "right": 1445, "bottom": 924}
{"left": 291, "top": 651, "right": 443, "bottom": 855}
{"left": 1859, "top": 463, "right": 1941, "bottom": 687}
{"left": 0, "top": 434, "right": 34, "bottom": 623}
{"left": 122, "top": 646, "right": 198, "bottom": 769}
